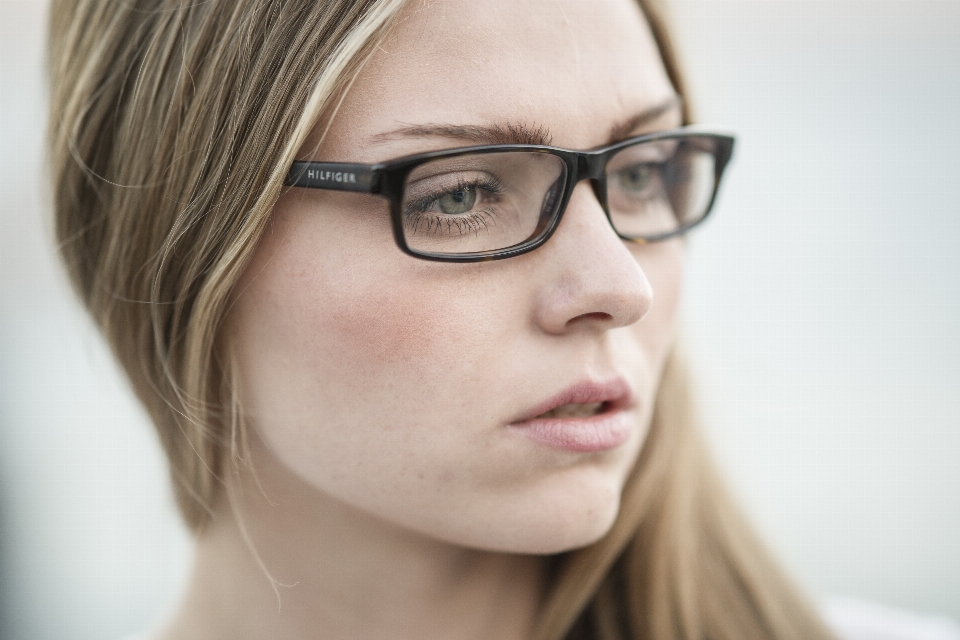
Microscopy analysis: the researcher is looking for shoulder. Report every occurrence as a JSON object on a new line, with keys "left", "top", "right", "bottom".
{"left": 824, "top": 597, "right": 960, "bottom": 640}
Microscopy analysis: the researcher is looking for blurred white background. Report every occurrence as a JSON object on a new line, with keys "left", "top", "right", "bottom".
{"left": 1, "top": 0, "right": 958, "bottom": 638}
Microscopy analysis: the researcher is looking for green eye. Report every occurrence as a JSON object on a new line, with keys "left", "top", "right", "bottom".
{"left": 437, "top": 186, "right": 477, "bottom": 214}
{"left": 617, "top": 165, "right": 653, "bottom": 192}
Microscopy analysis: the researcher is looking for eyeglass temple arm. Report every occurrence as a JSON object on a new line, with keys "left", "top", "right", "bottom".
{"left": 286, "top": 161, "right": 379, "bottom": 193}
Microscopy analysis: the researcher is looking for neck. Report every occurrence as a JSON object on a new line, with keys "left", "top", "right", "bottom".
{"left": 160, "top": 444, "right": 546, "bottom": 640}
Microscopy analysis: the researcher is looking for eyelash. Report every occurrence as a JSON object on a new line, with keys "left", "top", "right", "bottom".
{"left": 405, "top": 177, "right": 505, "bottom": 214}
{"left": 405, "top": 210, "right": 498, "bottom": 237}
{"left": 403, "top": 177, "right": 506, "bottom": 236}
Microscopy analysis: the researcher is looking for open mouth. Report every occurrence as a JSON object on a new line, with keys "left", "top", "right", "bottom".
{"left": 535, "top": 401, "right": 609, "bottom": 420}
{"left": 512, "top": 377, "right": 633, "bottom": 426}
{"left": 509, "top": 379, "right": 633, "bottom": 451}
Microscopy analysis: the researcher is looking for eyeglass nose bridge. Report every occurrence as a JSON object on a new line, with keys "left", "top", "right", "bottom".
{"left": 569, "top": 151, "right": 612, "bottom": 218}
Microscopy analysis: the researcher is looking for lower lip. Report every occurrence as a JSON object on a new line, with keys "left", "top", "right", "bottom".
{"left": 508, "top": 409, "right": 633, "bottom": 453}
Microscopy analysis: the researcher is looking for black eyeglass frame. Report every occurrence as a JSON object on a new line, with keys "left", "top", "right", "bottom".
{"left": 285, "top": 126, "right": 735, "bottom": 262}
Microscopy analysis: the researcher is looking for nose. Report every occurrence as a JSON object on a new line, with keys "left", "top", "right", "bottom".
{"left": 532, "top": 182, "right": 654, "bottom": 335}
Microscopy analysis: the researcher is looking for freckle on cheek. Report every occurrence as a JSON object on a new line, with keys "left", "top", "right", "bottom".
{"left": 322, "top": 286, "right": 447, "bottom": 369}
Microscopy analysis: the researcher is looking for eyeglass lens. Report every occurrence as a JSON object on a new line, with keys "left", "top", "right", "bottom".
{"left": 399, "top": 135, "right": 719, "bottom": 256}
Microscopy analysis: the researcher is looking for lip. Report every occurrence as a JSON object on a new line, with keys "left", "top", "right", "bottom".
{"left": 508, "top": 378, "right": 635, "bottom": 453}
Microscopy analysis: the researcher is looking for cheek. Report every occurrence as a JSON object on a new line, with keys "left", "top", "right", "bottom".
{"left": 240, "top": 198, "right": 454, "bottom": 375}
{"left": 618, "top": 239, "right": 685, "bottom": 410}
{"left": 320, "top": 273, "right": 448, "bottom": 372}
{"left": 229, "top": 196, "right": 522, "bottom": 430}
{"left": 292, "top": 257, "right": 506, "bottom": 387}
{"left": 634, "top": 238, "right": 685, "bottom": 345}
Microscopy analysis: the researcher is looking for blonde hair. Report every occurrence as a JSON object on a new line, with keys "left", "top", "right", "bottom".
{"left": 47, "top": 1, "right": 837, "bottom": 638}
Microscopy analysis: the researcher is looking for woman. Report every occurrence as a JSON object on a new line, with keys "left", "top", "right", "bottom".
{"left": 47, "top": 0, "right": 837, "bottom": 638}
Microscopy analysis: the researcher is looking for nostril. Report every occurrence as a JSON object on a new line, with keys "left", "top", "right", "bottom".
{"left": 568, "top": 311, "right": 613, "bottom": 325}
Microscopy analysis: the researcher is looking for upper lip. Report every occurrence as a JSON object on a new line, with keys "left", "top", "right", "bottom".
{"left": 510, "top": 377, "right": 634, "bottom": 424}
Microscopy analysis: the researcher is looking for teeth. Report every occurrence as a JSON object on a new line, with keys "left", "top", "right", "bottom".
{"left": 538, "top": 402, "right": 605, "bottom": 419}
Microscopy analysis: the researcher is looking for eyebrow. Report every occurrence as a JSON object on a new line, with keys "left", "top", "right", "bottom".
{"left": 370, "top": 96, "right": 683, "bottom": 149}
{"left": 371, "top": 121, "right": 554, "bottom": 146}
{"left": 607, "top": 96, "right": 683, "bottom": 142}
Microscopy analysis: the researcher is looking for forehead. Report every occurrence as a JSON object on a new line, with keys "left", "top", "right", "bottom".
{"left": 317, "top": 0, "right": 677, "bottom": 160}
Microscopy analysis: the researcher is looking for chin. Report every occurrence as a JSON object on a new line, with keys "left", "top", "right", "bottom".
{"left": 506, "top": 503, "right": 622, "bottom": 556}
{"left": 525, "top": 509, "right": 621, "bottom": 556}
{"left": 458, "top": 469, "right": 627, "bottom": 556}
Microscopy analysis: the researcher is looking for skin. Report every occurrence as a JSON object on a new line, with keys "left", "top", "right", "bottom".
{"left": 163, "top": 0, "right": 684, "bottom": 638}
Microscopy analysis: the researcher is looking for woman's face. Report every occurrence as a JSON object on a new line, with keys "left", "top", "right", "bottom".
{"left": 231, "top": 0, "right": 684, "bottom": 554}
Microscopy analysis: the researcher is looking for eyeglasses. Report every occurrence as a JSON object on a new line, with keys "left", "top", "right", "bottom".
{"left": 285, "top": 126, "right": 735, "bottom": 262}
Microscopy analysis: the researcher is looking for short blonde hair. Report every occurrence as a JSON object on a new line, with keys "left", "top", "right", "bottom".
{"left": 47, "top": 1, "right": 836, "bottom": 638}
